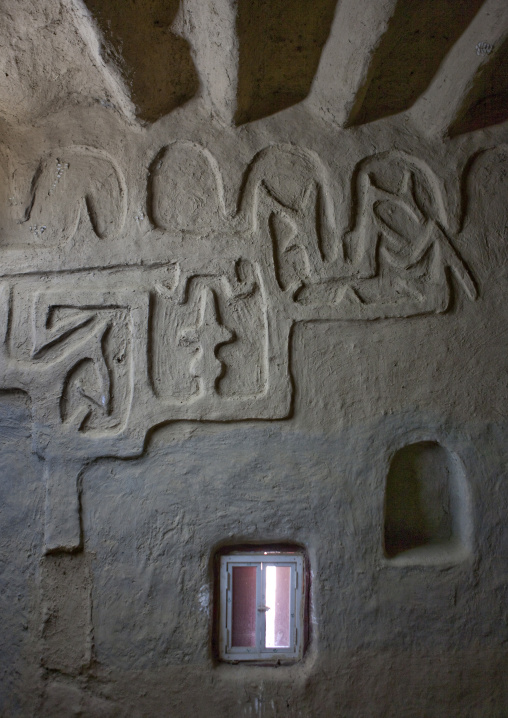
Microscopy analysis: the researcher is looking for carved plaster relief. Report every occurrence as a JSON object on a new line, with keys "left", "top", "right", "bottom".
{"left": 343, "top": 151, "right": 477, "bottom": 301}
{"left": 460, "top": 145, "right": 508, "bottom": 273}
{"left": 242, "top": 144, "right": 338, "bottom": 293}
{"left": 0, "top": 139, "right": 483, "bottom": 554}
{"left": 149, "top": 141, "right": 226, "bottom": 234}
{"left": 268, "top": 150, "right": 476, "bottom": 318}
{"left": 152, "top": 260, "right": 267, "bottom": 402}
{"left": 22, "top": 146, "right": 127, "bottom": 246}
{"left": 0, "top": 278, "right": 150, "bottom": 552}
{"left": 43, "top": 306, "right": 131, "bottom": 435}
{"left": 243, "top": 146, "right": 477, "bottom": 320}
{"left": 179, "top": 285, "right": 235, "bottom": 396}
{"left": 0, "top": 2, "right": 505, "bottom": 712}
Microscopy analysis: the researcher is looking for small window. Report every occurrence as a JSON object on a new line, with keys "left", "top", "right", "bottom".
{"left": 218, "top": 550, "right": 305, "bottom": 662}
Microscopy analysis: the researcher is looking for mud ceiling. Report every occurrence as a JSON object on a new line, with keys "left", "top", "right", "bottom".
{"left": 1, "top": 0, "right": 508, "bottom": 716}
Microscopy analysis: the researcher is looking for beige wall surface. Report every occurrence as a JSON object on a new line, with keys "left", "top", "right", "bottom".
{"left": 0, "top": 1, "right": 507, "bottom": 715}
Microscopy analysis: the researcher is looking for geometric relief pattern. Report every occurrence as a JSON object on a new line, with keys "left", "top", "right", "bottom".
{"left": 343, "top": 151, "right": 477, "bottom": 309}
{"left": 0, "top": 138, "right": 486, "bottom": 553}
{"left": 244, "top": 144, "right": 338, "bottom": 294}
{"left": 0, "top": 284, "right": 146, "bottom": 452}
{"left": 152, "top": 260, "right": 267, "bottom": 403}
{"left": 250, "top": 147, "right": 477, "bottom": 317}
{"left": 31, "top": 298, "right": 131, "bottom": 434}
{"left": 56, "top": 310, "right": 130, "bottom": 434}
{"left": 178, "top": 285, "right": 235, "bottom": 399}
{"left": 27, "top": 298, "right": 132, "bottom": 434}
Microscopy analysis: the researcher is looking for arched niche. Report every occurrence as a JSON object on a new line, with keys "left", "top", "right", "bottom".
{"left": 383, "top": 441, "right": 471, "bottom": 563}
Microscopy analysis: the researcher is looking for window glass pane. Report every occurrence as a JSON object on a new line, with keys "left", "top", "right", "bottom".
{"left": 231, "top": 566, "right": 257, "bottom": 647}
{"left": 265, "top": 565, "right": 291, "bottom": 648}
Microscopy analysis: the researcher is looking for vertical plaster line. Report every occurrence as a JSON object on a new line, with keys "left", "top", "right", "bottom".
{"left": 64, "top": 0, "right": 138, "bottom": 124}
{"left": 306, "top": 0, "right": 398, "bottom": 127}
{"left": 406, "top": 0, "right": 508, "bottom": 138}
{"left": 43, "top": 457, "right": 83, "bottom": 554}
{"left": 175, "top": 0, "right": 239, "bottom": 125}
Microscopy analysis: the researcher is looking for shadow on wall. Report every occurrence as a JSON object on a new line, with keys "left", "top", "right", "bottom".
{"left": 347, "top": 0, "right": 485, "bottom": 126}
{"left": 83, "top": 0, "right": 199, "bottom": 123}
{"left": 449, "top": 37, "right": 508, "bottom": 136}
{"left": 384, "top": 441, "right": 471, "bottom": 562}
{"left": 235, "top": 0, "right": 338, "bottom": 124}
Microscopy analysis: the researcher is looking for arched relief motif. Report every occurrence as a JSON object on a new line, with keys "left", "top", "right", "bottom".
{"left": 149, "top": 141, "right": 227, "bottom": 234}
{"left": 241, "top": 144, "right": 338, "bottom": 295}
{"left": 22, "top": 146, "right": 127, "bottom": 246}
{"left": 345, "top": 151, "right": 476, "bottom": 304}
{"left": 295, "top": 151, "right": 477, "bottom": 316}
{"left": 460, "top": 145, "right": 508, "bottom": 276}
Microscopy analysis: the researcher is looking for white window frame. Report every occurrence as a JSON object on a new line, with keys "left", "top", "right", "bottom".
{"left": 219, "top": 552, "right": 304, "bottom": 662}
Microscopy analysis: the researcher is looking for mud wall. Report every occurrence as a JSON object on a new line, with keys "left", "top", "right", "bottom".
{"left": 1, "top": 1, "right": 507, "bottom": 715}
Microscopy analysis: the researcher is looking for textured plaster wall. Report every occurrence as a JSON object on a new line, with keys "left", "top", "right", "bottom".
{"left": 0, "top": 1, "right": 508, "bottom": 716}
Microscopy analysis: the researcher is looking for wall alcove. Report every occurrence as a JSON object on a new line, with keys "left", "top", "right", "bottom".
{"left": 383, "top": 441, "right": 471, "bottom": 563}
